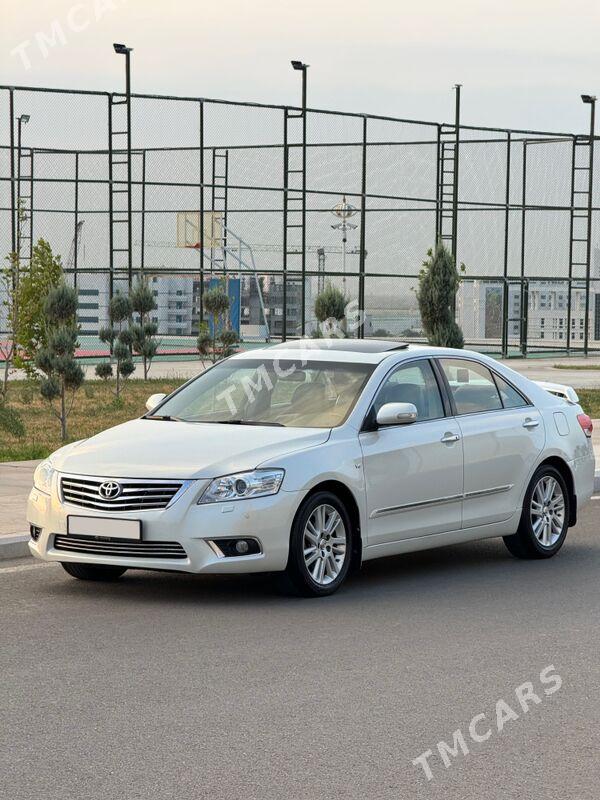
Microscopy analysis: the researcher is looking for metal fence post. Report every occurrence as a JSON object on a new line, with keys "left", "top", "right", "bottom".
{"left": 435, "top": 123, "right": 441, "bottom": 242}
{"left": 358, "top": 115, "right": 368, "bottom": 338}
{"left": 282, "top": 108, "right": 289, "bottom": 341}
{"left": 9, "top": 89, "right": 16, "bottom": 255}
{"left": 501, "top": 131, "right": 511, "bottom": 357}
{"left": 29, "top": 150, "right": 34, "bottom": 263}
{"left": 567, "top": 136, "right": 576, "bottom": 353}
{"left": 584, "top": 103, "right": 595, "bottom": 355}
{"left": 74, "top": 152, "right": 79, "bottom": 289}
{"left": 107, "top": 94, "right": 114, "bottom": 304}
{"left": 199, "top": 100, "right": 205, "bottom": 325}
{"left": 520, "top": 140, "right": 527, "bottom": 356}
{"left": 125, "top": 50, "right": 133, "bottom": 289}
{"left": 140, "top": 149, "right": 146, "bottom": 278}
{"left": 301, "top": 84, "right": 307, "bottom": 336}
{"left": 451, "top": 85, "right": 461, "bottom": 263}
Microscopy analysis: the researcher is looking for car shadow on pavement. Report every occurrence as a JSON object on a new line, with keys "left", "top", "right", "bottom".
{"left": 43, "top": 535, "right": 598, "bottom": 607}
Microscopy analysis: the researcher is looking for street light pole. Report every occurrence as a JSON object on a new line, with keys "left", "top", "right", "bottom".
{"left": 113, "top": 43, "right": 133, "bottom": 288}
{"left": 581, "top": 94, "right": 596, "bottom": 354}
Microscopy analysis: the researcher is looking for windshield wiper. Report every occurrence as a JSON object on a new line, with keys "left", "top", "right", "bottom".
{"left": 214, "top": 419, "right": 285, "bottom": 427}
{"left": 145, "top": 414, "right": 180, "bottom": 421}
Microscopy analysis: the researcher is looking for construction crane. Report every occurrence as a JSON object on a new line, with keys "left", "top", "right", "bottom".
{"left": 66, "top": 220, "right": 84, "bottom": 271}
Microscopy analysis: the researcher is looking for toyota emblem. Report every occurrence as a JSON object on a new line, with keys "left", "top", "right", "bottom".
{"left": 99, "top": 481, "right": 122, "bottom": 499}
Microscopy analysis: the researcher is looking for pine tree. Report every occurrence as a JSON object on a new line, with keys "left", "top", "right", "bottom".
{"left": 198, "top": 286, "right": 237, "bottom": 362}
{"left": 35, "top": 283, "right": 84, "bottom": 441}
{"left": 314, "top": 284, "right": 347, "bottom": 337}
{"left": 129, "top": 279, "right": 159, "bottom": 379}
{"left": 416, "top": 242, "right": 464, "bottom": 348}
{"left": 95, "top": 293, "right": 134, "bottom": 398}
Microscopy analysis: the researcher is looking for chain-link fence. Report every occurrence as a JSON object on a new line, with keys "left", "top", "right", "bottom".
{"left": 1, "top": 84, "right": 599, "bottom": 360}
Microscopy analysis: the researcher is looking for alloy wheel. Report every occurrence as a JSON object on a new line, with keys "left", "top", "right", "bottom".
{"left": 530, "top": 475, "right": 565, "bottom": 548}
{"left": 302, "top": 503, "right": 347, "bottom": 585}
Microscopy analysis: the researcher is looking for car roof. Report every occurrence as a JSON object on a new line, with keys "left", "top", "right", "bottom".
{"left": 270, "top": 338, "right": 409, "bottom": 353}
{"left": 230, "top": 340, "right": 473, "bottom": 365}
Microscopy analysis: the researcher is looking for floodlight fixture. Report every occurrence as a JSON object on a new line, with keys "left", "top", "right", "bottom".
{"left": 20, "top": 114, "right": 30, "bottom": 124}
{"left": 581, "top": 94, "right": 596, "bottom": 104}
{"left": 291, "top": 60, "right": 308, "bottom": 71}
{"left": 113, "top": 42, "right": 132, "bottom": 55}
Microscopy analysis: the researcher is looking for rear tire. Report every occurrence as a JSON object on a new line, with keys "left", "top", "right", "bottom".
{"left": 503, "top": 465, "right": 570, "bottom": 559}
{"left": 61, "top": 562, "right": 128, "bottom": 581}
{"left": 282, "top": 491, "right": 353, "bottom": 597}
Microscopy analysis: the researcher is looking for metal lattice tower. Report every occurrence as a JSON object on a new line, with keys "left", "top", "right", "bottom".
{"left": 283, "top": 105, "right": 307, "bottom": 338}
{"left": 16, "top": 147, "right": 33, "bottom": 265}
{"left": 210, "top": 149, "right": 229, "bottom": 274}
{"left": 567, "top": 134, "right": 594, "bottom": 351}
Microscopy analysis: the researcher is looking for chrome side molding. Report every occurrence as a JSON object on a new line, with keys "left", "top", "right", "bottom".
{"left": 371, "top": 484, "right": 514, "bottom": 519}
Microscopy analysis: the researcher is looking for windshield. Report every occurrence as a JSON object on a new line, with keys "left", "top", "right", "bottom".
{"left": 153, "top": 358, "right": 375, "bottom": 428}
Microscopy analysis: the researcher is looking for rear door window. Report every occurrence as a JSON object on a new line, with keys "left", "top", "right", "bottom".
{"left": 494, "top": 374, "right": 529, "bottom": 409}
{"left": 440, "top": 359, "right": 502, "bottom": 415}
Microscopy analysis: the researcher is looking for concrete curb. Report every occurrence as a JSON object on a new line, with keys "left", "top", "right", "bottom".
{"left": 0, "top": 535, "right": 30, "bottom": 561}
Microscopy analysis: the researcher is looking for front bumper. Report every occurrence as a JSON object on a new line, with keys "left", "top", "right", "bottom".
{"left": 27, "top": 480, "right": 302, "bottom": 574}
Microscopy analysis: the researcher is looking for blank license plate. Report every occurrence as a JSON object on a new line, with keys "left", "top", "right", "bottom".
{"left": 67, "top": 516, "right": 141, "bottom": 540}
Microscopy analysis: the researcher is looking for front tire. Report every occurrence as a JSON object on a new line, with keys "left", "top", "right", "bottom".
{"left": 283, "top": 492, "right": 353, "bottom": 597}
{"left": 61, "top": 562, "right": 128, "bottom": 581}
{"left": 503, "top": 465, "right": 569, "bottom": 559}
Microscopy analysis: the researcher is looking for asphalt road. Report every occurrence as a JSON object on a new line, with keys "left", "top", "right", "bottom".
{"left": 2, "top": 505, "right": 600, "bottom": 800}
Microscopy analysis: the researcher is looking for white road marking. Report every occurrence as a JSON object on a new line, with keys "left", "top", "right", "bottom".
{"left": 591, "top": 496, "right": 600, "bottom": 501}
{"left": 0, "top": 562, "right": 53, "bottom": 574}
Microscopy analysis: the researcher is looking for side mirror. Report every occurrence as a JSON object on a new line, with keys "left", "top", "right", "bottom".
{"left": 376, "top": 402, "right": 418, "bottom": 427}
{"left": 145, "top": 393, "right": 167, "bottom": 412}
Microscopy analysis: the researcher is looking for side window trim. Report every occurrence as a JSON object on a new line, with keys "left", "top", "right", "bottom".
{"left": 361, "top": 357, "right": 449, "bottom": 431}
{"left": 430, "top": 358, "right": 454, "bottom": 417}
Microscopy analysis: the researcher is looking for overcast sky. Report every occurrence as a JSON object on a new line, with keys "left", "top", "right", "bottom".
{"left": 2, "top": 0, "right": 600, "bottom": 134}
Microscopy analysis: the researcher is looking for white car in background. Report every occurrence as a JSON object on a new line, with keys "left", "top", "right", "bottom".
{"left": 28, "top": 339, "right": 595, "bottom": 596}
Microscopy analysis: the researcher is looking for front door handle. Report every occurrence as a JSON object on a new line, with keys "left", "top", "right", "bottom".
{"left": 441, "top": 432, "right": 461, "bottom": 443}
{"left": 523, "top": 418, "right": 540, "bottom": 429}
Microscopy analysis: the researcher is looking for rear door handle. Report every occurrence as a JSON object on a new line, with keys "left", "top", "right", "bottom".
{"left": 523, "top": 418, "right": 540, "bottom": 429}
{"left": 441, "top": 432, "right": 461, "bottom": 443}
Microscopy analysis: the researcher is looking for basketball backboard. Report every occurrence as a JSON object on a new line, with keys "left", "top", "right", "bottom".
{"left": 176, "top": 211, "right": 223, "bottom": 248}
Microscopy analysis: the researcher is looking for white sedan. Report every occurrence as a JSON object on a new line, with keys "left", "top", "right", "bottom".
{"left": 28, "top": 340, "right": 595, "bottom": 596}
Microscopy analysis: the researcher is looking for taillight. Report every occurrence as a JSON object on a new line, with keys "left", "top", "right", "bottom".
{"left": 577, "top": 413, "right": 593, "bottom": 438}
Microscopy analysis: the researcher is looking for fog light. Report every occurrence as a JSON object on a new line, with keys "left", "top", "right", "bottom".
{"left": 30, "top": 524, "right": 41, "bottom": 542}
{"left": 206, "top": 537, "right": 261, "bottom": 558}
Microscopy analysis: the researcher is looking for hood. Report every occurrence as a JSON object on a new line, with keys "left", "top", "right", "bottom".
{"left": 51, "top": 418, "right": 330, "bottom": 479}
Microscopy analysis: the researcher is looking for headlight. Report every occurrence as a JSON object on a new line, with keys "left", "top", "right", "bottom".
{"left": 198, "top": 469, "right": 284, "bottom": 504}
{"left": 33, "top": 460, "right": 55, "bottom": 494}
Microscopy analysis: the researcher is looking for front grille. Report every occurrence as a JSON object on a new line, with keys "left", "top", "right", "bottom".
{"left": 60, "top": 476, "right": 187, "bottom": 511}
{"left": 54, "top": 534, "right": 187, "bottom": 559}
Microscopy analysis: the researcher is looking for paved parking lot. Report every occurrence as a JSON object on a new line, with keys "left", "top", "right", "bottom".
{"left": 2, "top": 502, "right": 600, "bottom": 800}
